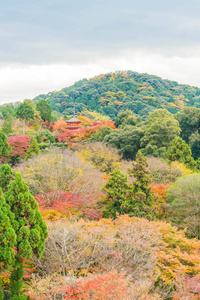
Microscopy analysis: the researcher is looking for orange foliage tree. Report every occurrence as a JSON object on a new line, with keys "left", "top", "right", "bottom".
{"left": 52, "top": 119, "right": 67, "bottom": 139}
{"left": 27, "top": 272, "right": 130, "bottom": 300}
{"left": 151, "top": 183, "right": 170, "bottom": 219}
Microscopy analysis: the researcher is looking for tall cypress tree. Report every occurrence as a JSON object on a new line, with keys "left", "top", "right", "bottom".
{"left": 26, "top": 138, "right": 40, "bottom": 159}
{"left": 0, "top": 165, "right": 48, "bottom": 298}
{"left": 0, "top": 190, "right": 16, "bottom": 300}
{"left": 0, "top": 131, "right": 11, "bottom": 163}
{"left": 102, "top": 169, "right": 130, "bottom": 219}
{"left": 122, "top": 151, "right": 155, "bottom": 219}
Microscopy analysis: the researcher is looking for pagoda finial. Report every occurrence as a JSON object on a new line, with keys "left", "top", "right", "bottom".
{"left": 73, "top": 95, "right": 75, "bottom": 117}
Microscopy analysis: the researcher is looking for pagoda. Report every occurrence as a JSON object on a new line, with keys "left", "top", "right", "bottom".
{"left": 66, "top": 100, "right": 82, "bottom": 130}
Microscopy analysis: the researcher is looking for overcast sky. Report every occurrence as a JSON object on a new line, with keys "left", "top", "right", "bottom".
{"left": 1, "top": 0, "right": 200, "bottom": 104}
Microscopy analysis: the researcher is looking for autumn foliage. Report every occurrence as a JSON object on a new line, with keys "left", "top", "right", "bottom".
{"left": 58, "top": 121, "right": 115, "bottom": 145}
{"left": 8, "top": 134, "right": 31, "bottom": 157}
{"left": 28, "top": 272, "right": 129, "bottom": 300}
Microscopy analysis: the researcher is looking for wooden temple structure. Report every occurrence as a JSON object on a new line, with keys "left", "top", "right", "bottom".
{"left": 66, "top": 100, "right": 82, "bottom": 130}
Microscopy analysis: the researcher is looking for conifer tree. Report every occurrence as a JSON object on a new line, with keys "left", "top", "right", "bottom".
{"left": 0, "top": 165, "right": 48, "bottom": 298}
{"left": 2, "top": 117, "right": 13, "bottom": 135}
{"left": 26, "top": 138, "right": 40, "bottom": 159}
{"left": 167, "top": 136, "right": 196, "bottom": 170}
{"left": 0, "top": 164, "right": 15, "bottom": 192}
{"left": 122, "top": 151, "right": 155, "bottom": 219}
{"left": 0, "top": 190, "right": 16, "bottom": 300}
{"left": 0, "top": 131, "right": 11, "bottom": 163}
{"left": 16, "top": 102, "right": 34, "bottom": 134}
{"left": 36, "top": 99, "right": 51, "bottom": 130}
{"left": 103, "top": 169, "right": 130, "bottom": 218}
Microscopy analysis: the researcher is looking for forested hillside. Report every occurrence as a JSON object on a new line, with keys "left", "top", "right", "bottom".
{"left": 2, "top": 72, "right": 200, "bottom": 299}
{"left": 33, "top": 71, "right": 200, "bottom": 119}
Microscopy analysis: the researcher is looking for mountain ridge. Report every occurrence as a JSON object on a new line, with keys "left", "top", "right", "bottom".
{"left": 7, "top": 70, "right": 200, "bottom": 120}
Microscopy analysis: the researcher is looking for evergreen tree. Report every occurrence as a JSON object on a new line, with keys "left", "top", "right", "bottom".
{"left": 103, "top": 169, "right": 130, "bottom": 219}
{"left": 26, "top": 138, "right": 40, "bottom": 159}
{"left": 176, "top": 107, "right": 200, "bottom": 144}
{"left": 140, "top": 109, "right": 181, "bottom": 158}
{"left": 0, "top": 166, "right": 48, "bottom": 298}
{"left": 167, "top": 136, "right": 197, "bottom": 170}
{"left": 103, "top": 152, "right": 156, "bottom": 219}
{"left": 16, "top": 102, "right": 34, "bottom": 134}
{"left": 122, "top": 151, "right": 155, "bottom": 219}
{"left": 189, "top": 132, "right": 200, "bottom": 160}
{"left": 0, "top": 190, "right": 16, "bottom": 300}
{"left": 0, "top": 164, "right": 15, "bottom": 192}
{"left": 36, "top": 99, "right": 51, "bottom": 130}
{"left": 0, "top": 131, "right": 11, "bottom": 163}
{"left": 2, "top": 117, "right": 13, "bottom": 135}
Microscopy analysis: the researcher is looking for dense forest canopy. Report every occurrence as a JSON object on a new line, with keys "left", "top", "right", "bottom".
{"left": 32, "top": 70, "right": 200, "bottom": 119}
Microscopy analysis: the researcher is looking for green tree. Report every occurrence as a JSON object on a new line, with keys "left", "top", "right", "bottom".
{"left": 16, "top": 102, "right": 34, "bottom": 134}
{"left": 141, "top": 109, "right": 181, "bottom": 158}
{"left": 122, "top": 151, "right": 155, "bottom": 219}
{"left": 90, "top": 125, "right": 112, "bottom": 142}
{"left": 176, "top": 107, "right": 200, "bottom": 143}
{"left": 189, "top": 132, "right": 200, "bottom": 160}
{"left": 102, "top": 169, "right": 131, "bottom": 219}
{"left": 26, "top": 138, "right": 40, "bottom": 159}
{"left": 1, "top": 105, "right": 15, "bottom": 120}
{"left": 0, "top": 164, "right": 15, "bottom": 192}
{"left": 36, "top": 99, "right": 51, "bottom": 130}
{"left": 114, "top": 110, "right": 141, "bottom": 128}
{"left": 0, "top": 190, "right": 16, "bottom": 300}
{"left": 104, "top": 126, "right": 144, "bottom": 160}
{"left": 167, "top": 173, "right": 200, "bottom": 239}
{"left": 0, "top": 165, "right": 48, "bottom": 298}
{"left": 0, "top": 131, "right": 11, "bottom": 163}
{"left": 167, "top": 136, "right": 196, "bottom": 170}
{"left": 2, "top": 117, "right": 13, "bottom": 135}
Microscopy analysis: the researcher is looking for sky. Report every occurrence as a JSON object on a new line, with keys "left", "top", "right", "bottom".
{"left": 1, "top": 0, "right": 200, "bottom": 104}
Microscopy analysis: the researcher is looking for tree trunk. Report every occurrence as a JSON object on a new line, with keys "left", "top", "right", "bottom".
{"left": 23, "top": 118, "right": 25, "bottom": 134}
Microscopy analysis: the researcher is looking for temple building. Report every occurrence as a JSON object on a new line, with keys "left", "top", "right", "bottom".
{"left": 65, "top": 100, "right": 82, "bottom": 130}
{"left": 66, "top": 116, "right": 82, "bottom": 130}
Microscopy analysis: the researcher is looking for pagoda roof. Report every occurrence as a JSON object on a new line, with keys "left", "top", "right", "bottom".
{"left": 66, "top": 116, "right": 82, "bottom": 123}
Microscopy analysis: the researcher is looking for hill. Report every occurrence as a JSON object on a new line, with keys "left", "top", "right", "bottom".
{"left": 33, "top": 70, "right": 200, "bottom": 119}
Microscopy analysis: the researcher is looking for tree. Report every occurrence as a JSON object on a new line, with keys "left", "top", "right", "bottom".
{"left": 167, "top": 136, "right": 196, "bottom": 170}
{"left": 1, "top": 165, "right": 48, "bottom": 298}
{"left": 36, "top": 99, "right": 51, "bottom": 130}
{"left": 1, "top": 104, "right": 15, "bottom": 120}
{"left": 0, "top": 164, "right": 15, "bottom": 192}
{"left": 0, "top": 190, "right": 16, "bottom": 300}
{"left": 8, "top": 135, "right": 31, "bottom": 165}
{"left": 122, "top": 151, "right": 155, "bottom": 219}
{"left": 2, "top": 117, "right": 12, "bottom": 135}
{"left": 189, "top": 131, "right": 200, "bottom": 160}
{"left": 16, "top": 102, "right": 34, "bottom": 134}
{"left": 176, "top": 107, "right": 200, "bottom": 143}
{"left": 102, "top": 169, "right": 130, "bottom": 218}
{"left": 104, "top": 126, "right": 144, "bottom": 160}
{"left": 140, "top": 109, "right": 181, "bottom": 158}
{"left": 0, "top": 131, "right": 11, "bottom": 163}
{"left": 77, "top": 142, "right": 121, "bottom": 173}
{"left": 90, "top": 125, "right": 112, "bottom": 142}
{"left": 26, "top": 138, "right": 40, "bottom": 159}
{"left": 114, "top": 110, "right": 141, "bottom": 128}
{"left": 166, "top": 173, "right": 200, "bottom": 239}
